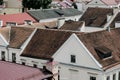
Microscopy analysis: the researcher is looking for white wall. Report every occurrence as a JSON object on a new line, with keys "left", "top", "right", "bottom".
{"left": 53, "top": 34, "right": 101, "bottom": 70}
{"left": 58, "top": 63, "right": 103, "bottom": 80}
{"left": 84, "top": 27, "right": 104, "bottom": 32}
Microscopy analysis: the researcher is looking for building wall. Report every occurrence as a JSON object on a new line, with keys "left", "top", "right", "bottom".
{"left": 4, "top": 0, "right": 22, "bottom": 8}
{"left": 58, "top": 63, "right": 103, "bottom": 80}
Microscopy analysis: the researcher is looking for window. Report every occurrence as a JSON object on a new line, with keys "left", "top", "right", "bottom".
{"left": 71, "top": 55, "right": 76, "bottom": 63}
{"left": 118, "top": 72, "right": 120, "bottom": 80}
{"left": 113, "top": 74, "right": 116, "bottom": 80}
{"left": 106, "top": 76, "right": 110, "bottom": 80}
{"left": 33, "top": 64, "right": 37, "bottom": 68}
{"left": 12, "top": 53, "right": 16, "bottom": 63}
{"left": 1, "top": 51, "right": 5, "bottom": 61}
{"left": 90, "top": 76, "right": 96, "bottom": 80}
{"left": 22, "top": 62, "right": 25, "bottom": 65}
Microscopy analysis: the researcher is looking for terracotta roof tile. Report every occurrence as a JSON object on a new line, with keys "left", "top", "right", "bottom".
{"left": 21, "top": 29, "right": 72, "bottom": 59}
{"left": 0, "top": 61, "right": 52, "bottom": 80}
{"left": 9, "top": 27, "right": 35, "bottom": 48}
{"left": 0, "top": 13, "right": 37, "bottom": 26}
{"left": 59, "top": 20, "right": 84, "bottom": 31}
{"left": 79, "top": 7, "right": 113, "bottom": 27}
{"left": 0, "top": 27, "right": 10, "bottom": 42}
{"left": 77, "top": 28, "right": 120, "bottom": 69}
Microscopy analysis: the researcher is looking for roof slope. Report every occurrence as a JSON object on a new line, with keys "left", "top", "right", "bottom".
{"left": 21, "top": 29, "right": 72, "bottom": 60}
{"left": 0, "top": 13, "right": 37, "bottom": 26}
{"left": 77, "top": 28, "right": 120, "bottom": 70}
{"left": 28, "top": 8, "right": 81, "bottom": 21}
{"left": 0, "top": 27, "right": 10, "bottom": 42}
{"left": 101, "top": 0, "right": 118, "bottom": 5}
{"left": 0, "top": 61, "right": 52, "bottom": 80}
{"left": 79, "top": 7, "right": 113, "bottom": 27}
{"left": 110, "top": 12, "right": 120, "bottom": 28}
{"left": 9, "top": 27, "right": 35, "bottom": 49}
{"left": 60, "top": 20, "right": 84, "bottom": 31}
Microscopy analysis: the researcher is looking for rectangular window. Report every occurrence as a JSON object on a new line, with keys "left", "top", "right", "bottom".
{"left": 33, "top": 64, "right": 37, "bottom": 68}
{"left": 22, "top": 62, "right": 25, "bottom": 65}
{"left": 1, "top": 51, "right": 5, "bottom": 61}
{"left": 90, "top": 76, "right": 96, "bottom": 80}
{"left": 113, "top": 74, "right": 116, "bottom": 80}
{"left": 118, "top": 72, "right": 120, "bottom": 80}
{"left": 12, "top": 53, "right": 16, "bottom": 63}
{"left": 106, "top": 76, "right": 110, "bottom": 80}
{"left": 71, "top": 55, "right": 76, "bottom": 63}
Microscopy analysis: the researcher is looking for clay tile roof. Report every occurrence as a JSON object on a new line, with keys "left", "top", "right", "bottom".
{"left": 101, "top": 0, "right": 118, "bottom": 5}
{"left": 0, "top": 27, "right": 10, "bottom": 42}
{"left": 21, "top": 29, "right": 72, "bottom": 60}
{"left": 77, "top": 28, "right": 120, "bottom": 70}
{"left": 9, "top": 27, "right": 35, "bottom": 49}
{"left": 0, "top": 61, "right": 52, "bottom": 80}
{"left": 110, "top": 12, "right": 120, "bottom": 28}
{"left": 0, "top": 13, "right": 37, "bottom": 26}
{"left": 59, "top": 20, "right": 84, "bottom": 31}
{"left": 79, "top": 7, "right": 113, "bottom": 27}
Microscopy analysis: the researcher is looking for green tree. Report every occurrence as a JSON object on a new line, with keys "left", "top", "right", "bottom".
{"left": 0, "top": 0, "right": 3, "bottom": 5}
{"left": 22, "top": 0, "right": 52, "bottom": 10}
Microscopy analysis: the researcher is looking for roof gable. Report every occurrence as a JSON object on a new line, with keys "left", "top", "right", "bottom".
{"left": 21, "top": 29, "right": 72, "bottom": 59}
{"left": 77, "top": 28, "right": 120, "bottom": 69}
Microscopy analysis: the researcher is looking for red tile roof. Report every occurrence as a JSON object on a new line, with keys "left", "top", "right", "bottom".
{"left": 0, "top": 61, "right": 52, "bottom": 80}
{"left": 0, "top": 13, "right": 37, "bottom": 26}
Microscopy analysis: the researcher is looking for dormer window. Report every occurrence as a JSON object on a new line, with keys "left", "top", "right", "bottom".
{"left": 71, "top": 55, "right": 76, "bottom": 63}
{"left": 94, "top": 46, "right": 112, "bottom": 59}
{"left": 6, "top": 22, "right": 17, "bottom": 27}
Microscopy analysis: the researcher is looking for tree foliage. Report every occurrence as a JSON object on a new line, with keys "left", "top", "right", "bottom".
{"left": 0, "top": 0, "right": 3, "bottom": 5}
{"left": 22, "top": 0, "right": 52, "bottom": 9}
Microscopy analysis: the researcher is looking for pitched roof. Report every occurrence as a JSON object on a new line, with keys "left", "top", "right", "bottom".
{"left": 0, "top": 13, "right": 37, "bottom": 26}
{"left": 19, "top": 20, "right": 57, "bottom": 29}
{"left": 59, "top": 20, "right": 84, "bottom": 31}
{"left": 0, "top": 61, "right": 52, "bottom": 80}
{"left": 21, "top": 29, "right": 72, "bottom": 60}
{"left": 28, "top": 8, "right": 81, "bottom": 21}
{"left": 101, "top": 0, "right": 118, "bottom": 5}
{"left": 110, "top": 12, "right": 120, "bottom": 28}
{"left": 77, "top": 28, "right": 120, "bottom": 70}
{"left": 0, "top": 27, "right": 10, "bottom": 42}
{"left": 9, "top": 27, "right": 35, "bottom": 49}
{"left": 79, "top": 7, "right": 113, "bottom": 27}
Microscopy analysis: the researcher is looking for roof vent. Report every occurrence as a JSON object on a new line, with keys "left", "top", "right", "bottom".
{"left": 6, "top": 22, "right": 17, "bottom": 27}
{"left": 94, "top": 46, "right": 112, "bottom": 59}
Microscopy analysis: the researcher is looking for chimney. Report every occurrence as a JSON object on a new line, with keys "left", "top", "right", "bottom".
{"left": 0, "top": 20, "right": 3, "bottom": 27}
{"left": 24, "top": 20, "right": 33, "bottom": 25}
{"left": 57, "top": 18, "right": 65, "bottom": 29}
{"left": 6, "top": 22, "right": 17, "bottom": 27}
{"left": 115, "top": 21, "right": 120, "bottom": 28}
{"left": 107, "top": 13, "right": 112, "bottom": 22}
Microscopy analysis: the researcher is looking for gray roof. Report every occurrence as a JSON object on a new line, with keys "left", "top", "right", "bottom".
{"left": 28, "top": 8, "right": 81, "bottom": 21}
